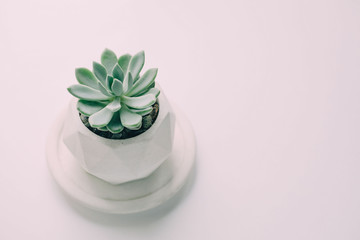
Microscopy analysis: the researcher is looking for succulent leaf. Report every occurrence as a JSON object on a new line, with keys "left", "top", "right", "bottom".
{"left": 101, "top": 49, "right": 118, "bottom": 74}
{"left": 118, "top": 54, "right": 132, "bottom": 73}
{"left": 69, "top": 49, "right": 160, "bottom": 135}
{"left": 129, "top": 106, "right": 153, "bottom": 116}
{"left": 120, "top": 107, "right": 142, "bottom": 130}
{"left": 122, "top": 94, "right": 156, "bottom": 109}
{"left": 148, "top": 82, "right": 155, "bottom": 89}
{"left": 97, "top": 82, "right": 113, "bottom": 97}
{"left": 128, "top": 51, "right": 145, "bottom": 81}
{"left": 106, "top": 75, "right": 114, "bottom": 90}
{"left": 106, "top": 98, "right": 121, "bottom": 112}
{"left": 93, "top": 62, "right": 107, "bottom": 86}
{"left": 106, "top": 112, "right": 124, "bottom": 133}
{"left": 88, "top": 107, "right": 114, "bottom": 128}
{"left": 68, "top": 84, "right": 111, "bottom": 101}
{"left": 133, "top": 82, "right": 156, "bottom": 97}
{"left": 75, "top": 68, "right": 99, "bottom": 90}
{"left": 123, "top": 72, "right": 134, "bottom": 93}
{"left": 97, "top": 126, "right": 108, "bottom": 131}
{"left": 77, "top": 100, "right": 106, "bottom": 116}
{"left": 111, "top": 79, "right": 123, "bottom": 96}
{"left": 126, "top": 68, "right": 158, "bottom": 96}
{"left": 144, "top": 87, "right": 160, "bottom": 98}
{"left": 112, "top": 64, "right": 124, "bottom": 82}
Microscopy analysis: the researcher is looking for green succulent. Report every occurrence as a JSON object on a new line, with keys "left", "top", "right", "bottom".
{"left": 67, "top": 49, "right": 160, "bottom": 134}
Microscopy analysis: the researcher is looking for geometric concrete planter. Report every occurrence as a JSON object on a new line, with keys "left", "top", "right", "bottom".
{"left": 62, "top": 91, "right": 176, "bottom": 185}
{"left": 46, "top": 86, "right": 196, "bottom": 214}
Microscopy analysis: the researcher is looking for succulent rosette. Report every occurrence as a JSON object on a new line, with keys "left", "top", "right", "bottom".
{"left": 67, "top": 49, "right": 160, "bottom": 134}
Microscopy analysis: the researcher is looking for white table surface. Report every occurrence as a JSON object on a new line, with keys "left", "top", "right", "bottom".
{"left": 1, "top": 0, "right": 360, "bottom": 239}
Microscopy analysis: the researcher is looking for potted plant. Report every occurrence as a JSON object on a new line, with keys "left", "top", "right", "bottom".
{"left": 46, "top": 49, "right": 196, "bottom": 214}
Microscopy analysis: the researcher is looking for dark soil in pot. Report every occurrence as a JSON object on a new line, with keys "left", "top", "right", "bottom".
{"left": 79, "top": 102, "right": 159, "bottom": 139}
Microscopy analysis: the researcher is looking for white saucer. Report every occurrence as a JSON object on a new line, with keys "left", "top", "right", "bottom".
{"left": 46, "top": 106, "right": 196, "bottom": 214}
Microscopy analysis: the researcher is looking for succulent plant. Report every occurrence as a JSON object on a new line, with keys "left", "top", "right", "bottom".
{"left": 67, "top": 49, "right": 160, "bottom": 134}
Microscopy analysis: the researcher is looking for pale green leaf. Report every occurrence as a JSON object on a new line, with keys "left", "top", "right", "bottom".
{"left": 133, "top": 82, "right": 156, "bottom": 97}
{"left": 144, "top": 88, "right": 160, "bottom": 98}
{"left": 67, "top": 84, "right": 111, "bottom": 101}
{"left": 88, "top": 107, "right": 114, "bottom": 128}
{"left": 148, "top": 82, "right": 155, "bottom": 89}
{"left": 112, "top": 64, "right": 124, "bottom": 82}
{"left": 126, "top": 68, "right": 158, "bottom": 96}
{"left": 77, "top": 100, "right": 106, "bottom": 116}
{"left": 106, "top": 98, "right": 121, "bottom": 112}
{"left": 122, "top": 94, "right": 156, "bottom": 109}
{"left": 111, "top": 79, "right": 123, "bottom": 96}
{"left": 106, "top": 75, "right": 114, "bottom": 90}
{"left": 129, "top": 106, "right": 153, "bottom": 116}
{"left": 118, "top": 54, "right": 131, "bottom": 72}
{"left": 75, "top": 68, "right": 99, "bottom": 89}
{"left": 93, "top": 62, "right": 107, "bottom": 86}
{"left": 134, "top": 75, "right": 140, "bottom": 82}
{"left": 101, "top": 49, "right": 118, "bottom": 74}
{"left": 106, "top": 112, "right": 124, "bottom": 133}
{"left": 120, "top": 107, "right": 142, "bottom": 130}
{"left": 97, "top": 126, "right": 108, "bottom": 131}
{"left": 128, "top": 51, "right": 144, "bottom": 81}
{"left": 123, "top": 72, "right": 133, "bottom": 93}
{"left": 97, "top": 82, "right": 113, "bottom": 97}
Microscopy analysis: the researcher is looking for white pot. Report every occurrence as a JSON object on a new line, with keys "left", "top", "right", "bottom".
{"left": 62, "top": 92, "right": 176, "bottom": 185}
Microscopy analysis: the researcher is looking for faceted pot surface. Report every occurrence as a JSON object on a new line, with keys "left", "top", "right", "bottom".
{"left": 62, "top": 92, "right": 176, "bottom": 185}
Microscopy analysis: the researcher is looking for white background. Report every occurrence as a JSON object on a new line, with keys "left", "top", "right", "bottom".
{"left": 1, "top": 0, "right": 360, "bottom": 239}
